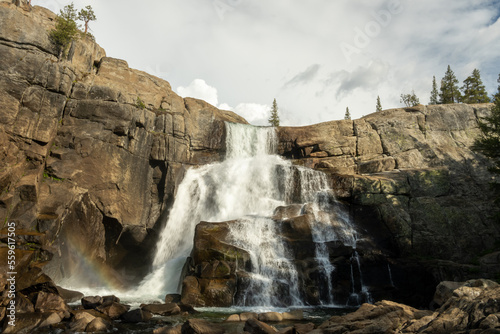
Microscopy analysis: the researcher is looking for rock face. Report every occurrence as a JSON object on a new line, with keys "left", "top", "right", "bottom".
{"left": 278, "top": 104, "right": 500, "bottom": 284}
{"left": 0, "top": 0, "right": 246, "bottom": 293}
{"left": 181, "top": 201, "right": 436, "bottom": 308}
{"left": 180, "top": 104, "right": 500, "bottom": 308}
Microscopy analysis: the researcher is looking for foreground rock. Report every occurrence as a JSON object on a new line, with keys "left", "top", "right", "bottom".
{"left": 317, "top": 279, "right": 500, "bottom": 334}
{"left": 244, "top": 318, "right": 278, "bottom": 334}
{"left": 182, "top": 318, "right": 225, "bottom": 334}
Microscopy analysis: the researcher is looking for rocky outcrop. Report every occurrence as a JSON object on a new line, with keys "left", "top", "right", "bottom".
{"left": 180, "top": 198, "right": 431, "bottom": 307}
{"left": 278, "top": 104, "right": 492, "bottom": 174}
{"left": 278, "top": 104, "right": 500, "bottom": 283}
{"left": 0, "top": 0, "right": 246, "bottom": 299}
{"left": 316, "top": 279, "right": 500, "bottom": 334}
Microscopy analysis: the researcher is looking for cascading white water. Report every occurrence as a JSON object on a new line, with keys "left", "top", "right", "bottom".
{"left": 137, "top": 123, "right": 291, "bottom": 298}
{"left": 136, "top": 122, "right": 370, "bottom": 306}
{"left": 227, "top": 217, "right": 302, "bottom": 307}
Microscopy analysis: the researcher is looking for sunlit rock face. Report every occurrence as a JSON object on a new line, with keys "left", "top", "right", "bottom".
{"left": 0, "top": 1, "right": 247, "bottom": 288}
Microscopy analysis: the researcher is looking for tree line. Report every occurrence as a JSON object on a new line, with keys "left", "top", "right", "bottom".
{"left": 399, "top": 65, "right": 491, "bottom": 108}
{"left": 352, "top": 65, "right": 493, "bottom": 116}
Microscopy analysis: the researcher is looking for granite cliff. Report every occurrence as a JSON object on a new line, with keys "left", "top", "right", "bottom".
{"left": 278, "top": 103, "right": 499, "bottom": 264}
{"left": 1, "top": 1, "right": 500, "bottom": 332}
{"left": 0, "top": 0, "right": 246, "bottom": 288}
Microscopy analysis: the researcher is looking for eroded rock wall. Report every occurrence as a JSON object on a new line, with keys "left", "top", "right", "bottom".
{"left": 0, "top": 2, "right": 246, "bottom": 284}
{"left": 278, "top": 104, "right": 500, "bottom": 279}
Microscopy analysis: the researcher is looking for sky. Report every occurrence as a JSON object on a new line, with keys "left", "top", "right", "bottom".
{"left": 33, "top": 0, "right": 500, "bottom": 126}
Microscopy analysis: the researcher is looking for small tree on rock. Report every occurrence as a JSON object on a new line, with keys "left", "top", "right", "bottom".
{"left": 461, "top": 68, "right": 490, "bottom": 104}
{"left": 78, "top": 5, "right": 96, "bottom": 35}
{"left": 344, "top": 107, "right": 351, "bottom": 120}
{"left": 474, "top": 73, "right": 500, "bottom": 212}
{"left": 400, "top": 90, "right": 420, "bottom": 107}
{"left": 376, "top": 96, "right": 382, "bottom": 112}
{"left": 50, "top": 3, "right": 79, "bottom": 56}
{"left": 268, "top": 98, "right": 280, "bottom": 127}
{"left": 439, "top": 65, "right": 461, "bottom": 104}
{"left": 430, "top": 76, "right": 439, "bottom": 105}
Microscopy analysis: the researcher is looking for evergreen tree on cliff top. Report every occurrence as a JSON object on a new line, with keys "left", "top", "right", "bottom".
{"left": 439, "top": 65, "right": 461, "bottom": 104}
{"left": 461, "top": 69, "right": 490, "bottom": 104}
{"left": 474, "top": 73, "right": 500, "bottom": 209}
{"left": 344, "top": 107, "right": 351, "bottom": 120}
{"left": 268, "top": 98, "right": 280, "bottom": 127}
{"left": 430, "top": 76, "right": 439, "bottom": 105}
{"left": 50, "top": 3, "right": 79, "bottom": 54}
{"left": 78, "top": 5, "right": 96, "bottom": 35}
{"left": 376, "top": 96, "right": 382, "bottom": 113}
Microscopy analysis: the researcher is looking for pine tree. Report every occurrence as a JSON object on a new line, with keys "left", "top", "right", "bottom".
{"left": 439, "top": 65, "right": 461, "bottom": 104}
{"left": 376, "top": 96, "right": 382, "bottom": 112}
{"left": 49, "top": 3, "right": 79, "bottom": 55}
{"left": 400, "top": 90, "right": 420, "bottom": 107}
{"left": 268, "top": 98, "right": 280, "bottom": 127}
{"left": 78, "top": 5, "right": 96, "bottom": 35}
{"left": 461, "top": 69, "right": 490, "bottom": 104}
{"left": 344, "top": 107, "right": 351, "bottom": 120}
{"left": 474, "top": 73, "right": 500, "bottom": 210}
{"left": 430, "top": 76, "right": 439, "bottom": 105}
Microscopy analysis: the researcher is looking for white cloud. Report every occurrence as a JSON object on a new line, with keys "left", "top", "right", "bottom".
{"left": 176, "top": 79, "right": 219, "bottom": 107}
{"left": 233, "top": 103, "right": 270, "bottom": 126}
{"left": 33, "top": 0, "right": 500, "bottom": 125}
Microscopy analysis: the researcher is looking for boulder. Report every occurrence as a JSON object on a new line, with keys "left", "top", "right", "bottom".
{"left": 38, "top": 312, "right": 63, "bottom": 328}
{"left": 81, "top": 295, "right": 104, "bottom": 309}
{"left": 102, "top": 295, "right": 120, "bottom": 304}
{"left": 121, "top": 308, "right": 153, "bottom": 323}
{"left": 56, "top": 286, "right": 84, "bottom": 303}
{"left": 181, "top": 318, "right": 225, "bottom": 334}
{"left": 15, "top": 293, "right": 34, "bottom": 313}
{"left": 181, "top": 275, "right": 237, "bottom": 307}
{"left": 432, "top": 281, "right": 466, "bottom": 307}
{"left": 86, "top": 317, "right": 113, "bottom": 332}
{"left": 244, "top": 318, "right": 278, "bottom": 334}
{"left": 154, "top": 324, "right": 182, "bottom": 334}
{"left": 282, "top": 310, "right": 303, "bottom": 321}
{"left": 96, "top": 301, "right": 130, "bottom": 319}
{"left": 70, "top": 310, "right": 97, "bottom": 332}
{"left": 240, "top": 312, "right": 258, "bottom": 321}
{"left": 225, "top": 314, "right": 241, "bottom": 322}
{"left": 293, "top": 323, "right": 315, "bottom": 333}
{"left": 258, "top": 312, "right": 283, "bottom": 322}
{"left": 34, "top": 291, "right": 71, "bottom": 319}
{"left": 141, "top": 302, "right": 181, "bottom": 316}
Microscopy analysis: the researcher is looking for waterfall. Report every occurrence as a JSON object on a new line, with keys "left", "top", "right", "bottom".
{"left": 137, "top": 122, "right": 369, "bottom": 306}
{"left": 137, "top": 124, "right": 287, "bottom": 297}
{"left": 227, "top": 217, "right": 302, "bottom": 307}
